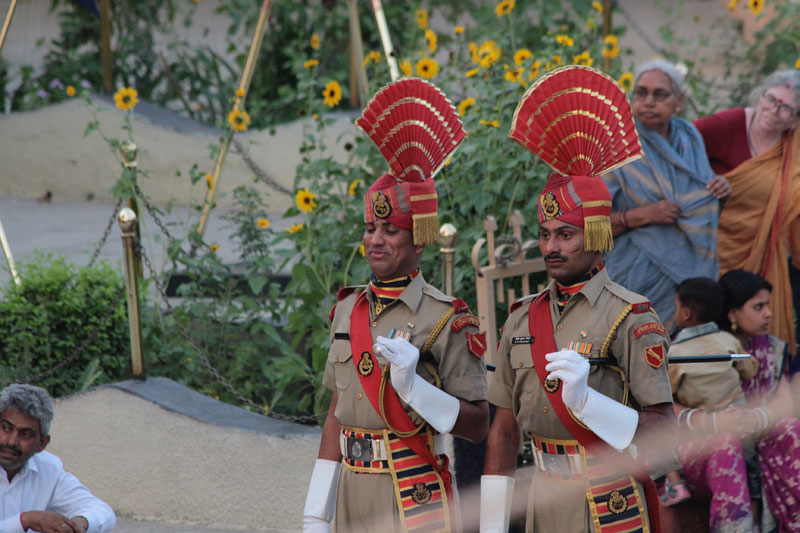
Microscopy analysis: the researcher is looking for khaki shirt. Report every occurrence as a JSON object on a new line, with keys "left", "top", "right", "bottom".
{"left": 668, "top": 325, "right": 756, "bottom": 410}
{"left": 490, "top": 268, "right": 673, "bottom": 439}
{"left": 324, "top": 273, "right": 488, "bottom": 428}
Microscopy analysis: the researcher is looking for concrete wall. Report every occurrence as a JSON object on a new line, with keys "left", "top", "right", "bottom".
{"left": 48, "top": 379, "right": 322, "bottom": 532}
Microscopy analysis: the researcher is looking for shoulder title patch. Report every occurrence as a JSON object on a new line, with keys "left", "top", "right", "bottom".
{"left": 631, "top": 302, "right": 651, "bottom": 314}
{"left": 452, "top": 315, "right": 480, "bottom": 333}
{"left": 466, "top": 331, "right": 486, "bottom": 359}
{"left": 452, "top": 298, "right": 470, "bottom": 315}
{"left": 633, "top": 322, "right": 666, "bottom": 338}
{"left": 644, "top": 344, "right": 665, "bottom": 368}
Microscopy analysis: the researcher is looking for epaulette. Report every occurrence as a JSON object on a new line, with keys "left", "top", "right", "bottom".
{"left": 509, "top": 293, "right": 537, "bottom": 314}
{"left": 451, "top": 298, "right": 471, "bottom": 315}
{"left": 604, "top": 282, "right": 650, "bottom": 313}
{"left": 337, "top": 286, "right": 362, "bottom": 301}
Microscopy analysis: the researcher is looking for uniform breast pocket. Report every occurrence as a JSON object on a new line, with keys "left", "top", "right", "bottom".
{"left": 509, "top": 345, "right": 537, "bottom": 389}
{"left": 329, "top": 341, "right": 354, "bottom": 391}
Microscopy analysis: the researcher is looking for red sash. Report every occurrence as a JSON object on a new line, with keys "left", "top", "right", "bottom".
{"left": 528, "top": 292, "right": 661, "bottom": 532}
{"left": 349, "top": 292, "right": 454, "bottom": 514}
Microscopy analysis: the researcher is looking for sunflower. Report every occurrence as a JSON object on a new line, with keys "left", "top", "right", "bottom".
{"left": 458, "top": 97, "right": 476, "bottom": 116}
{"left": 573, "top": 51, "right": 593, "bottom": 66}
{"left": 322, "top": 80, "right": 342, "bottom": 107}
{"left": 479, "top": 119, "right": 500, "bottom": 128}
{"left": 591, "top": 1, "right": 603, "bottom": 13}
{"left": 415, "top": 8, "right": 428, "bottom": 29}
{"left": 425, "top": 29, "right": 438, "bottom": 54}
{"left": 256, "top": 218, "right": 270, "bottom": 229}
{"left": 617, "top": 72, "right": 634, "bottom": 92}
{"left": 310, "top": 33, "right": 320, "bottom": 50}
{"left": 748, "top": 0, "right": 763, "bottom": 15}
{"left": 228, "top": 109, "right": 251, "bottom": 132}
{"left": 113, "top": 87, "right": 138, "bottom": 111}
{"left": 286, "top": 223, "right": 304, "bottom": 234}
{"left": 304, "top": 59, "right": 319, "bottom": 69}
{"left": 205, "top": 173, "right": 214, "bottom": 190}
{"left": 369, "top": 50, "right": 382, "bottom": 63}
{"left": 66, "top": 85, "right": 76, "bottom": 97}
{"left": 399, "top": 60, "right": 413, "bottom": 77}
{"left": 478, "top": 40, "right": 501, "bottom": 68}
{"left": 465, "top": 68, "right": 480, "bottom": 78}
{"left": 555, "top": 34, "right": 574, "bottom": 47}
{"left": 210, "top": 244, "right": 219, "bottom": 253}
{"left": 416, "top": 58, "right": 440, "bottom": 79}
{"left": 529, "top": 60, "right": 542, "bottom": 81}
{"left": 514, "top": 48, "right": 532, "bottom": 66}
{"left": 454, "top": 26, "right": 465, "bottom": 35}
{"left": 358, "top": 244, "right": 365, "bottom": 257}
{"left": 602, "top": 35, "right": 620, "bottom": 59}
{"left": 552, "top": 54, "right": 563, "bottom": 66}
{"left": 469, "top": 42, "right": 479, "bottom": 64}
{"left": 296, "top": 189, "right": 317, "bottom": 213}
{"left": 495, "top": 0, "right": 515, "bottom": 17}
{"left": 235, "top": 88, "right": 245, "bottom": 97}
{"left": 505, "top": 67, "right": 525, "bottom": 84}
{"left": 348, "top": 179, "right": 360, "bottom": 196}
{"left": 728, "top": 0, "right": 737, "bottom": 10}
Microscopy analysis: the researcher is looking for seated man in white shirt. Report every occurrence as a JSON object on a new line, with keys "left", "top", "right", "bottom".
{"left": 0, "top": 384, "right": 116, "bottom": 533}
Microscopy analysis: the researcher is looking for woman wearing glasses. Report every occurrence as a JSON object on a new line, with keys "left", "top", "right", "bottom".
{"left": 695, "top": 69, "right": 800, "bottom": 354}
{"left": 602, "top": 60, "right": 728, "bottom": 334}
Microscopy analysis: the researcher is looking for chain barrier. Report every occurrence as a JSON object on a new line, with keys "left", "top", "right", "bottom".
{"left": 87, "top": 197, "right": 124, "bottom": 268}
{"left": 132, "top": 183, "right": 174, "bottom": 242}
{"left": 135, "top": 238, "right": 324, "bottom": 424}
{"left": 0, "top": 284, "right": 127, "bottom": 387}
{"left": 232, "top": 138, "right": 293, "bottom": 197}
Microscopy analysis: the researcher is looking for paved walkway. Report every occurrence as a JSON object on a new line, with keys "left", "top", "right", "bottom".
{"left": 116, "top": 517, "right": 259, "bottom": 532}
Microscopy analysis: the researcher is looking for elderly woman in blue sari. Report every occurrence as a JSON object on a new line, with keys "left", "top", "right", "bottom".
{"left": 602, "top": 60, "right": 732, "bottom": 332}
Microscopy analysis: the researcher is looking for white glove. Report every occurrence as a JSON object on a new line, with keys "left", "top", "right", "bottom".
{"left": 546, "top": 349, "right": 639, "bottom": 451}
{"left": 302, "top": 459, "right": 341, "bottom": 531}
{"left": 544, "top": 350, "right": 589, "bottom": 414}
{"left": 480, "top": 475, "right": 515, "bottom": 533}
{"left": 374, "top": 336, "right": 460, "bottom": 434}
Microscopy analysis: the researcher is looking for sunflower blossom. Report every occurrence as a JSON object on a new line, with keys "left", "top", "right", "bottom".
{"left": 573, "top": 51, "right": 593, "bottom": 66}
{"left": 286, "top": 223, "right": 304, "bottom": 234}
{"left": 552, "top": 54, "right": 563, "bottom": 66}
{"left": 514, "top": 48, "right": 532, "bottom": 66}
{"left": 505, "top": 67, "right": 525, "bottom": 84}
{"left": 495, "top": 0, "right": 515, "bottom": 17}
{"left": 728, "top": 0, "right": 738, "bottom": 10}
{"left": 529, "top": 60, "right": 542, "bottom": 81}
{"left": 416, "top": 58, "right": 440, "bottom": 79}
{"left": 748, "top": 0, "right": 763, "bottom": 15}
{"left": 296, "top": 189, "right": 317, "bottom": 213}
{"left": 454, "top": 26, "right": 465, "bottom": 35}
{"left": 478, "top": 40, "right": 501, "bottom": 68}
{"left": 796, "top": 58, "right": 800, "bottom": 69}
{"left": 479, "top": 119, "right": 500, "bottom": 128}
{"left": 257, "top": 218, "right": 270, "bottom": 229}
{"left": 113, "top": 87, "right": 138, "bottom": 111}
{"left": 465, "top": 68, "right": 480, "bottom": 78}
{"left": 322, "top": 80, "right": 342, "bottom": 108}
{"left": 228, "top": 109, "right": 251, "bottom": 132}
{"left": 415, "top": 8, "right": 428, "bottom": 29}
{"left": 602, "top": 35, "right": 620, "bottom": 59}
{"left": 66, "top": 86, "right": 76, "bottom": 97}
{"left": 592, "top": 1, "right": 603, "bottom": 13}
{"left": 205, "top": 173, "right": 214, "bottom": 190}
{"left": 618, "top": 72, "right": 634, "bottom": 92}
{"left": 235, "top": 88, "right": 245, "bottom": 97}
{"left": 425, "top": 29, "right": 438, "bottom": 54}
{"left": 358, "top": 244, "right": 365, "bottom": 257}
{"left": 555, "top": 34, "right": 574, "bottom": 47}
{"left": 310, "top": 33, "right": 320, "bottom": 50}
{"left": 348, "top": 179, "right": 360, "bottom": 196}
{"left": 458, "top": 97, "right": 476, "bottom": 116}
{"left": 304, "top": 59, "right": 319, "bottom": 69}
{"left": 469, "top": 42, "right": 479, "bottom": 64}
{"left": 399, "top": 60, "right": 413, "bottom": 77}
{"left": 210, "top": 244, "right": 219, "bottom": 253}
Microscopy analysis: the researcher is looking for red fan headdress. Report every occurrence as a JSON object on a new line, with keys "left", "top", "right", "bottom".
{"left": 356, "top": 78, "right": 467, "bottom": 245}
{"left": 509, "top": 65, "right": 643, "bottom": 251}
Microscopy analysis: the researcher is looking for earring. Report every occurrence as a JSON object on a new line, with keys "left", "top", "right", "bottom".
{"left": 731, "top": 318, "right": 738, "bottom": 333}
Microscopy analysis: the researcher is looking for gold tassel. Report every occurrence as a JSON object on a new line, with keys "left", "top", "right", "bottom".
{"left": 584, "top": 217, "right": 614, "bottom": 252}
{"left": 413, "top": 213, "right": 439, "bottom": 246}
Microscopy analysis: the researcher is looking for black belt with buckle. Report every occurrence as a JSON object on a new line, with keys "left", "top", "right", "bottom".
{"left": 346, "top": 436, "right": 373, "bottom": 462}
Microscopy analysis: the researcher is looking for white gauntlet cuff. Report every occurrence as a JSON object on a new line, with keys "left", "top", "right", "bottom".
{"left": 406, "top": 375, "right": 460, "bottom": 434}
{"left": 480, "top": 475, "right": 515, "bottom": 532}
{"left": 303, "top": 459, "right": 341, "bottom": 522}
{"left": 576, "top": 388, "right": 639, "bottom": 451}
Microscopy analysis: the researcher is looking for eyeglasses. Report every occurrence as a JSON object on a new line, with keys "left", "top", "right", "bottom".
{"left": 761, "top": 93, "right": 798, "bottom": 119}
{"left": 632, "top": 87, "right": 673, "bottom": 102}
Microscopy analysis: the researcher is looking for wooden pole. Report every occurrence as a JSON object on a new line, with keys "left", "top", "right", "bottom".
{"left": 99, "top": 0, "right": 113, "bottom": 93}
{"left": 602, "top": 0, "right": 613, "bottom": 71}
{"left": 0, "top": 0, "right": 18, "bottom": 55}
{"left": 346, "top": 0, "right": 369, "bottom": 106}
{"left": 370, "top": 0, "right": 399, "bottom": 81}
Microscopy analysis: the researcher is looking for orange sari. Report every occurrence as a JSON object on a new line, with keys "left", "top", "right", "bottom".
{"left": 718, "top": 129, "right": 800, "bottom": 353}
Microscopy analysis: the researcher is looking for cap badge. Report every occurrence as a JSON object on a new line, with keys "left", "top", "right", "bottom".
{"left": 372, "top": 191, "right": 392, "bottom": 219}
{"left": 541, "top": 191, "right": 561, "bottom": 220}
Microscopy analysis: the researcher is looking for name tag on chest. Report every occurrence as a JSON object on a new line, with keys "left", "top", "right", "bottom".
{"left": 512, "top": 336, "right": 535, "bottom": 345}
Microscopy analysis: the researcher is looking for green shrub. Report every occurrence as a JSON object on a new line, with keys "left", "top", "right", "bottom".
{"left": 0, "top": 255, "right": 129, "bottom": 397}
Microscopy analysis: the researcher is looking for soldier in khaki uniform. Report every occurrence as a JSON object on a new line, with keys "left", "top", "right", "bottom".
{"left": 302, "top": 79, "right": 489, "bottom": 533}
{"left": 481, "top": 67, "right": 675, "bottom": 533}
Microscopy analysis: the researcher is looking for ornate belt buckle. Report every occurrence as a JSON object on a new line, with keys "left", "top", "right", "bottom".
{"left": 346, "top": 436, "right": 373, "bottom": 462}
{"left": 543, "top": 454, "right": 571, "bottom": 476}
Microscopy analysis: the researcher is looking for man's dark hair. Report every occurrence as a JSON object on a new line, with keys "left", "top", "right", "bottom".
{"left": 717, "top": 269, "right": 773, "bottom": 332}
{"left": 676, "top": 277, "right": 723, "bottom": 324}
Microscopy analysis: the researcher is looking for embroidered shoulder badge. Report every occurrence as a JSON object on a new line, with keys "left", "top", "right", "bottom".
{"left": 452, "top": 315, "right": 480, "bottom": 333}
{"left": 466, "top": 331, "right": 487, "bottom": 359}
{"left": 452, "top": 298, "right": 470, "bottom": 315}
{"left": 631, "top": 302, "right": 651, "bottom": 314}
{"left": 644, "top": 344, "right": 665, "bottom": 368}
{"left": 633, "top": 322, "right": 666, "bottom": 338}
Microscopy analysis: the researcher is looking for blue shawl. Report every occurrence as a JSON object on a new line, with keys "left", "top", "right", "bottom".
{"left": 603, "top": 117, "right": 718, "bottom": 332}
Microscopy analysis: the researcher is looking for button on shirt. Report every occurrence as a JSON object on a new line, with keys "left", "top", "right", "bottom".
{"left": 1, "top": 451, "right": 116, "bottom": 533}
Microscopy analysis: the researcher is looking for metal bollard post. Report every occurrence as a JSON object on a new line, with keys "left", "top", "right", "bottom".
{"left": 439, "top": 223, "right": 457, "bottom": 296}
{"left": 118, "top": 207, "right": 145, "bottom": 378}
